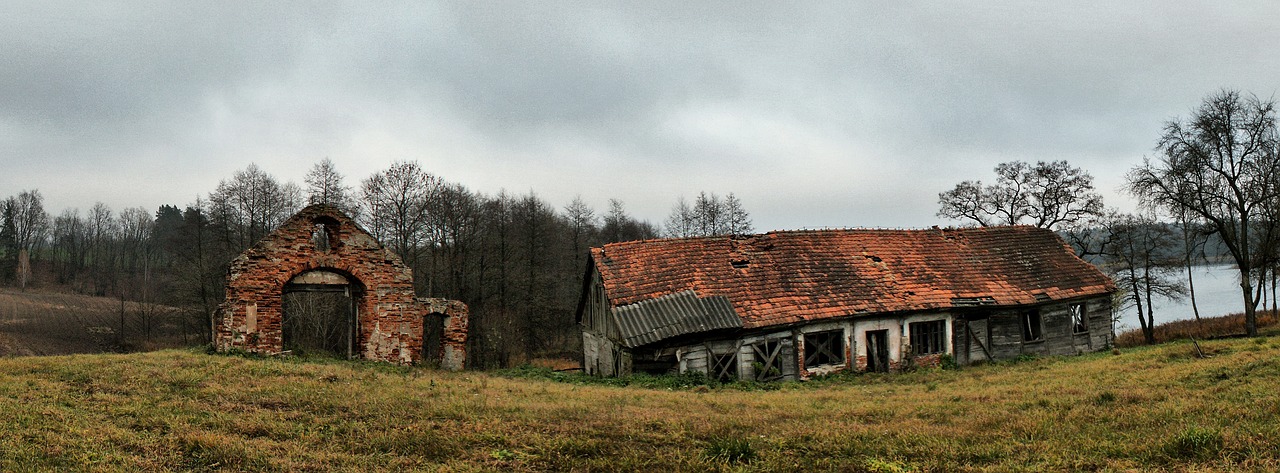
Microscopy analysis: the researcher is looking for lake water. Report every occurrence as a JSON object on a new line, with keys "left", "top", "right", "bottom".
{"left": 1124, "top": 264, "right": 1247, "bottom": 332}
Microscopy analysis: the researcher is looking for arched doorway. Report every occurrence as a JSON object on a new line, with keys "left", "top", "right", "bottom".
{"left": 282, "top": 269, "right": 363, "bottom": 358}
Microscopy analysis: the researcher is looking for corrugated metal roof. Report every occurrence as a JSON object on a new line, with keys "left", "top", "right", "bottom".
{"left": 613, "top": 290, "right": 742, "bottom": 348}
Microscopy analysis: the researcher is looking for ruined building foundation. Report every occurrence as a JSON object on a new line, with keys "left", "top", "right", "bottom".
{"left": 215, "top": 204, "right": 467, "bottom": 369}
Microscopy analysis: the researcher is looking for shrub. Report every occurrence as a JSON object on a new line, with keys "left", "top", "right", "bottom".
{"left": 939, "top": 354, "right": 958, "bottom": 370}
{"left": 1092, "top": 391, "right": 1117, "bottom": 405}
{"left": 1164, "top": 426, "right": 1223, "bottom": 460}
{"left": 704, "top": 435, "right": 755, "bottom": 464}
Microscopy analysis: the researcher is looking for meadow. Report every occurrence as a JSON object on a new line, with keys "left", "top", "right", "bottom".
{"left": 2, "top": 331, "right": 1279, "bottom": 472}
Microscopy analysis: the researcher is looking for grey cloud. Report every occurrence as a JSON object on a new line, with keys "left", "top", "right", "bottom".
{"left": 3, "top": 2, "right": 1279, "bottom": 230}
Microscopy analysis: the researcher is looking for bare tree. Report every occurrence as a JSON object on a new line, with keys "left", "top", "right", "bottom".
{"left": 206, "top": 164, "right": 302, "bottom": 251}
{"left": 1128, "top": 90, "right": 1280, "bottom": 337}
{"left": 724, "top": 193, "right": 754, "bottom": 235}
{"left": 9, "top": 190, "right": 50, "bottom": 250}
{"left": 51, "top": 208, "right": 88, "bottom": 285}
{"left": 693, "top": 192, "right": 724, "bottom": 236}
{"left": 1174, "top": 206, "right": 1211, "bottom": 321}
{"left": 1103, "top": 212, "right": 1187, "bottom": 344}
{"left": 15, "top": 249, "right": 30, "bottom": 290}
{"left": 602, "top": 199, "right": 658, "bottom": 243}
{"left": 663, "top": 192, "right": 754, "bottom": 238}
{"left": 564, "top": 195, "right": 597, "bottom": 271}
{"left": 304, "top": 157, "right": 357, "bottom": 216}
{"left": 359, "top": 161, "right": 442, "bottom": 271}
{"left": 663, "top": 196, "right": 696, "bottom": 238}
{"left": 4, "top": 191, "right": 50, "bottom": 280}
{"left": 938, "top": 160, "right": 1104, "bottom": 229}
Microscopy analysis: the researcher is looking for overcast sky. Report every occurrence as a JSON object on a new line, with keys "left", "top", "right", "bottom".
{"left": 3, "top": 2, "right": 1278, "bottom": 232}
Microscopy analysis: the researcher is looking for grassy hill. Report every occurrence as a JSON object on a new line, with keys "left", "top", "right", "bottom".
{"left": 0, "top": 288, "right": 196, "bottom": 356}
{"left": 2, "top": 337, "right": 1279, "bottom": 472}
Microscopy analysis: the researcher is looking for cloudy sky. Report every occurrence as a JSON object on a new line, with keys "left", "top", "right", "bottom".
{"left": 3, "top": 2, "right": 1278, "bottom": 232}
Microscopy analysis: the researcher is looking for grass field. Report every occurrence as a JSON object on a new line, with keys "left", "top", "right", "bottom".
{"left": 2, "top": 334, "right": 1280, "bottom": 472}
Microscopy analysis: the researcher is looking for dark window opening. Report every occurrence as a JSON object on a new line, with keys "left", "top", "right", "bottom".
{"left": 752, "top": 339, "right": 784, "bottom": 382}
{"left": 803, "top": 330, "right": 845, "bottom": 368}
{"left": 311, "top": 217, "right": 340, "bottom": 251}
{"left": 731, "top": 260, "right": 749, "bottom": 269}
{"left": 1071, "top": 303, "right": 1089, "bottom": 334}
{"left": 634, "top": 351, "right": 677, "bottom": 375}
{"left": 910, "top": 320, "right": 946, "bottom": 355}
{"left": 710, "top": 351, "right": 738, "bottom": 382}
{"left": 1022, "top": 310, "right": 1043, "bottom": 342}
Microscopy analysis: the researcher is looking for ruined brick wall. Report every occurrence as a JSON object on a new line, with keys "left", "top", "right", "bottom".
{"left": 215, "top": 204, "right": 467, "bottom": 369}
{"left": 420, "top": 298, "right": 468, "bottom": 371}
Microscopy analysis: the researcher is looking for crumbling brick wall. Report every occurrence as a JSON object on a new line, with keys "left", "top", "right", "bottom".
{"left": 215, "top": 204, "right": 467, "bottom": 369}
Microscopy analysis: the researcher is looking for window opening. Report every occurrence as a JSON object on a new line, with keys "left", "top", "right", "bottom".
{"left": 1021, "top": 310, "right": 1043, "bottom": 342}
{"left": 1070, "top": 303, "right": 1089, "bottom": 334}
{"left": 751, "top": 339, "right": 784, "bottom": 382}
{"left": 910, "top": 320, "right": 946, "bottom": 355}
{"left": 803, "top": 330, "right": 845, "bottom": 368}
{"left": 710, "top": 351, "right": 738, "bottom": 382}
{"left": 312, "top": 223, "right": 332, "bottom": 252}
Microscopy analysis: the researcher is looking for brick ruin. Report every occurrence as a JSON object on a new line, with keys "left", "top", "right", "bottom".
{"left": 214, "top": 204, "right": 467, "bottom": 369}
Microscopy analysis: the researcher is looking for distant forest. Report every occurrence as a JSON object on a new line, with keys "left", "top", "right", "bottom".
{"left": 0, "top": 159, "right": 752, "bottom": 368}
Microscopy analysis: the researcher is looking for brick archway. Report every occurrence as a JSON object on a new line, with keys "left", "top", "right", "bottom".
{"left": 215, "top": 204, "right": 467, "bottom": 368}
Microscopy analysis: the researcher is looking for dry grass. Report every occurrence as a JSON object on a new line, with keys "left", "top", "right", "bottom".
{"left": 527, "top": 357, "right": 581, "bottom": 371}
{"left": 1116, "top": 310, "right": 1280, "bottom": 347}
{"left": 0, "top": 288, "right": 195, "bottom": 356}
{"left": 2, "top": 337, "right": 1279, "bottom": 471}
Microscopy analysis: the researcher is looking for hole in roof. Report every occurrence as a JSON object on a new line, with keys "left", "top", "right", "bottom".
{"left": 864, "top": 255, "right": 882, "bottom": 263}
{"left": 731, "top": 260, "right": 749, "bottom": 269}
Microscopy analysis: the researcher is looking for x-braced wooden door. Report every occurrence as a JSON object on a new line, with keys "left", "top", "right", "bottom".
{"left": 866, "top": 330, "right": 889, "bottom": 373}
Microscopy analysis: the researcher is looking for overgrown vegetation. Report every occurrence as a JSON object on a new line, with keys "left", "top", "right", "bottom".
{"left": 2, "top": 336, "right": 1279, "bottom": 471}
{"left": 1116, "top": 310, "right": 1280, "bottom": 347}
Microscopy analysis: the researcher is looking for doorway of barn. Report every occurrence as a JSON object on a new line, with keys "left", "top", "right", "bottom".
{"left": 282, "top": 269, "right": 363, "bottom": 359}
{"left": 866, "top": 329, "right": 890, "bottom": 373}
{"left": 420, "top": 313, "right": 445, "bottom": 368}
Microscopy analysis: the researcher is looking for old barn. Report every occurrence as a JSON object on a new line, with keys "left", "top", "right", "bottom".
{"left": 577, "top": 226, "right": 1115, "bottom": 381}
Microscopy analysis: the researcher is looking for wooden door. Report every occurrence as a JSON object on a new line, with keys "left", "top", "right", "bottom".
{"left": 966, "top": 317, "right": 992, "bottom": 363}
{"left": 866, "top": 330, "right": 889, "bottom": 373}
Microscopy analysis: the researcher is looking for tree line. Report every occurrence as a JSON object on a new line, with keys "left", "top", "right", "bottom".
{"left": 939, "top": 89, "right": 1280, "bottom": 344}
{"left": 0, "top": 158, "right": 752, "bottom": 367}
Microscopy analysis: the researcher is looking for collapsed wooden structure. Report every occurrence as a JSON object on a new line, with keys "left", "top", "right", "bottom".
{"left": 578, "top": 226, "right": 1114, "bottom": 381}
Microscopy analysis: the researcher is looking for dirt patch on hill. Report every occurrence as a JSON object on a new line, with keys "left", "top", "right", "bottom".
{"left": 0, "top": 332, "right": 36, "bottom": 356}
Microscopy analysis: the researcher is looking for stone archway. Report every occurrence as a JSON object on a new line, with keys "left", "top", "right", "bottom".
{"left": 215, "top": 204, "right": 467, "bottom": 368}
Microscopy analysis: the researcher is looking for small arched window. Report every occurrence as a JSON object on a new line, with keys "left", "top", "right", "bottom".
{"left": 311, "top": 217, "right": 340, "bottom": 252}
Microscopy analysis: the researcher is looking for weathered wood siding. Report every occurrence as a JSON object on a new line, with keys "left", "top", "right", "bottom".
{"left": 581, "top": 268, "right": 627, "bottom": 376}
{"left": 962, "top": 295, "right": 1113, "bottom": 362}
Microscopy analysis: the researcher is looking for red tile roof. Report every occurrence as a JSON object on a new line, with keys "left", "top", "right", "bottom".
{"left": 591, "top": 226, "right": 1115, "bottom": 329}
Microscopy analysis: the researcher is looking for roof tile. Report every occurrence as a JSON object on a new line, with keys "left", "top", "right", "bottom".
{"left": 593, "top": 226, "right": 1114, "bottom": 329}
